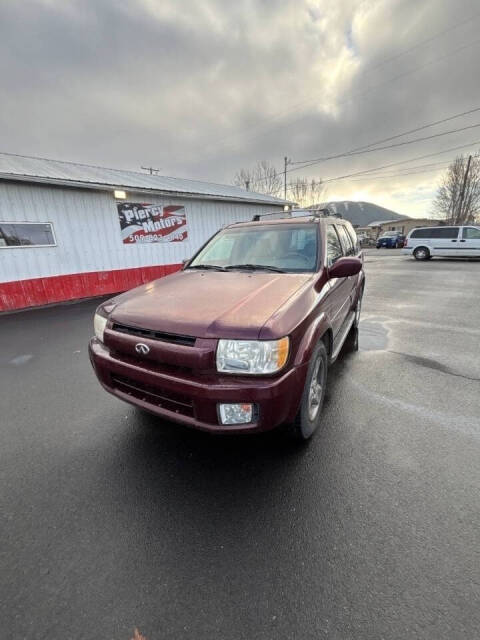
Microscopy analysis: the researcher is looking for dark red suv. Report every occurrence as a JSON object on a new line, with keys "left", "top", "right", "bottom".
{"left": 89, "top": 214, "right": 364, "bottom": 440}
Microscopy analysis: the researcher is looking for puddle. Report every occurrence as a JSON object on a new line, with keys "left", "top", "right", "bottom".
{"left": 359, "top": 321, "right": 389, "bottom": 351}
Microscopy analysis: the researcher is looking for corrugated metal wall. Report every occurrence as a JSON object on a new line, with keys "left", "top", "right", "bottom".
{"left": 0, "top": 182, "right": 280, "bottom": 283}
{"left": 0, "top": 181, "right": 282, "bottom": 310}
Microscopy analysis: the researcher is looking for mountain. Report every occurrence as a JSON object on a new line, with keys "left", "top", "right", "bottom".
{"left": 319, "top": 201, "right": 407, "bottom": 227}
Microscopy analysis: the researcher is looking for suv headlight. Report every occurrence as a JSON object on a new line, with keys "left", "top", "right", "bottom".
{"left": 94, "top": 312, "right": 108, "bottom": 342}
{"left": 216, "top": 337, "right": 289, "bottom": 374}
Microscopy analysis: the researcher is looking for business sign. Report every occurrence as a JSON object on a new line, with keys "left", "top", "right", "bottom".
{"left": 117, "top": 202, "right": 188, "bottom": 244}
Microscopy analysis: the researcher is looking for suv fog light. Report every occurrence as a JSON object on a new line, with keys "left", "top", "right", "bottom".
{"left": 219, "top": 403, "right": 254, "bottom": 425}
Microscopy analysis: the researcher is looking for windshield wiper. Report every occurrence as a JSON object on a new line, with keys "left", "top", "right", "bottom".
{"left": 186, "top": 264, "right": 227, "bottom": 271}
{"left": 225, "top": 263, "right": 286, "bottom": 273}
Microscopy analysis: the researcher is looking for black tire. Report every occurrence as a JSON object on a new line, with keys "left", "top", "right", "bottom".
{"left": 413, "top": 246, "right": 430, "bottom": 261}
{"left": 345, "top": 326, "right": 359, "bottom": 351}
{"left": 290, "top": 340, "right": 328, "bottom": 441}
{"left": 344, "top": 294, "right": 361, "bottom": 352}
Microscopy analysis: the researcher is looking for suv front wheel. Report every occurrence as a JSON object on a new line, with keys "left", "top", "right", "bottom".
{"left": 291, "top": 340, "right": 328, "bottom": 440}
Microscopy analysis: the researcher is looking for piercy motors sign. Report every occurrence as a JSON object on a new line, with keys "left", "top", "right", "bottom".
{"left": 117, "top": 202, "right": 188, "bottom": 244}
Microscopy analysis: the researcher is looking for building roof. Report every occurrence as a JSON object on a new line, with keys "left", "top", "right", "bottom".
{"left": 367, "top": 218, "right": 405, "bottom": 227}
{"left": 0, "top": 152, "right": 289, "bottom": 206}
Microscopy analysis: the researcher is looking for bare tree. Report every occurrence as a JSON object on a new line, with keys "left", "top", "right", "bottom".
{"left": 287, "top": 177, "right": 324, "bottom": 207}
{"left": 233, "top": 160, "right": 282, "bottom": 196}
{"left": 233, "top": 167, "right": 255, "bottom": 191}
{"left": 234, "top": 161, "right": 323, "bottom": 205}
{"left": 433, "top": 153, "right": 480, "bottom": 224}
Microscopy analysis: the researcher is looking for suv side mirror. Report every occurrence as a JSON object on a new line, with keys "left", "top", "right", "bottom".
{"left": 328, "top": 256, "right": 362, "bottom": 279}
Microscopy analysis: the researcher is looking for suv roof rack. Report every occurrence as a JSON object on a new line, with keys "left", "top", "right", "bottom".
{"left": 251, "top": 211, "right": 292, "bottom": 222}
{"left": 292, "top": 207, "right": 343, "bottom": 219}
{"left": 250, "top": 207, "right": 342, "bottom": 222}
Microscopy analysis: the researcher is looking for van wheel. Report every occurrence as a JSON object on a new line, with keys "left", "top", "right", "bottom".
{"left": 413, "top": 246, "right": 430, "bottom": 261}
{"left": 291, "top": 340, "right": 328, "bottom": 441}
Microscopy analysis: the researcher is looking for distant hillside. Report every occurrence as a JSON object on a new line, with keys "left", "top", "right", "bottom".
{"left": 320, "top": 201, "right": 407, "bottom": 227}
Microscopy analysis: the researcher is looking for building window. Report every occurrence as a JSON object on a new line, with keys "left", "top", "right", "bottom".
{"left": 0, "top": 222, "right": 56, "bottom": 248}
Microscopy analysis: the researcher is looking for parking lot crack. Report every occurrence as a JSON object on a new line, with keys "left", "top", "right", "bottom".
{"left": 388, "top": 351, "right": 480, "bottom": 382}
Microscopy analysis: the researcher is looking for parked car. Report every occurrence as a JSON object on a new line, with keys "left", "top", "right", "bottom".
{"left": 376, "top": 231, "right": 405, "bottom": 248}
{"left": 89, "top": 214, "right": 365, "bottom": 440}
{"left": 402, "top": 225, "right": 480, "bottom": 260}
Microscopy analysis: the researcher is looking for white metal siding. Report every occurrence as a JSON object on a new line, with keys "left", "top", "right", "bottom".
{"left": 0, "top": 182, "right": 282, "bottom": 283}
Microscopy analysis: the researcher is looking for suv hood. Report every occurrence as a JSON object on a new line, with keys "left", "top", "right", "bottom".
{"left": 109, "top": 270, "right": 312, "bottom": 339}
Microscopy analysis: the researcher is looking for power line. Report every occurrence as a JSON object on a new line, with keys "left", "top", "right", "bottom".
{"left": 252, "top": 105, "right": 480, "bottom": 185}
{"left": 347, "top": 164, "right": 451, "bottom": 181}
{"left": 319, "top": 140, "right": 480, "bottom": 185}
{"left": 291, "top": 106, "right": 480, "bottom": 164}
{"left": 348, "top": 160, "right": 450, "bottom": 178}
{"left": 289, "top": 121, "right": 480, "bottom": 168}
{"left": 365, "top": 10, "right": 480, "bottom": 73}
{"left": 203, "top": 29, "right": 480, "bottom": 160}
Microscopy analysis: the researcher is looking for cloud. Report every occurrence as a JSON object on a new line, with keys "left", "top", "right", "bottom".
{"left": 0, "top": 0, "right": 479, "bottom": 216}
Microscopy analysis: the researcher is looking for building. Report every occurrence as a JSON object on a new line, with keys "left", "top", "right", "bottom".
{"left": 0, "top": 153, "right": 289, "bottom": 312}
{"left": 366, "top": 217, "right": 443, "bottom": 238}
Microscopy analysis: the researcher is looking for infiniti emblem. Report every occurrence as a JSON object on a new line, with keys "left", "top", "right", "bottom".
{"left": 135, "top": 343, "right": 150, "bottom": 355}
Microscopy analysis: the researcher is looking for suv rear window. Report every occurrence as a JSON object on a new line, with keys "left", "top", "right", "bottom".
{"left": 410, "top": 227, "right": 459, "bottom": 239}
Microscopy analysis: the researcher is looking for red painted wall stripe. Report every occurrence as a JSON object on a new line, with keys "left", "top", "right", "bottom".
{"left": 0, "top": 264, "right": 182, "bottom": 312}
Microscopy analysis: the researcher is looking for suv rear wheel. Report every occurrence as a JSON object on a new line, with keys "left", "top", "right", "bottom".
{"left": 413, "top": 246, "right": 430, "bottom": 261}
{"left": 291, "top": 340, "right": 328, "bottom": 440}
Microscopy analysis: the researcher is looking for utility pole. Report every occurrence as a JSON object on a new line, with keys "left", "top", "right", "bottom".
{"left": 457, "top": 154, "right": 472, "bottom": 223}
{"left": 141, "top": 166, "right": 160, "bottom": 175}
{"left": 284, "top": 156, "right": 290, "bottom": 201}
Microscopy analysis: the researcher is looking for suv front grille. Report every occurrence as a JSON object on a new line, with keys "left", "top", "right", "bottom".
{"left": 111, "top": 322, "right": 196, "bottom": 347}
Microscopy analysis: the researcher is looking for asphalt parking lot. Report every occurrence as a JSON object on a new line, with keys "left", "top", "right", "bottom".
{"left": 1, "top": 253, "right": 480, "bottom": 640}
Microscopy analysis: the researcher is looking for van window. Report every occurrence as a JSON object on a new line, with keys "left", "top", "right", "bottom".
{"left": 410, "top": 227, "right": 458, "bottom": 239}
{"left": 462, "top": 227, "right": 480, "bottom": 239}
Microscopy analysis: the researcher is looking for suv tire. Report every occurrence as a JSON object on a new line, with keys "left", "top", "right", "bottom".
{"left": 291, "top": 340, "right": 328, "bottom": 440}
{"left": 413, "top": 246, "right": 430, "bottom": 261}
{"left": 344, "top": 294, "right": 362, "bottom": 352}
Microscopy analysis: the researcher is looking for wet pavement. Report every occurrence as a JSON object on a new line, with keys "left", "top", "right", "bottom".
{"left": 1, "top": 252, "right": 480, "bottom": 640}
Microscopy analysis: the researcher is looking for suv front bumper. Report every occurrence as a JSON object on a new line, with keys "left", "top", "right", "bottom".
{"left": 89, "top": 338, "right": 307, "bottom": 433}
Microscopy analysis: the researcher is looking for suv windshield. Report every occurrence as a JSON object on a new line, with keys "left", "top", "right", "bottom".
{"left": 188, "top": 224, "right": 319, "bottom": 273}
{"left": 381, "top": 231, "right": 399, "bottom": 237}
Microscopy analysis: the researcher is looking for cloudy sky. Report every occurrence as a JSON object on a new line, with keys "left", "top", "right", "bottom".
{"left": 1, "top": 0, "right": 479, "bottom": 216}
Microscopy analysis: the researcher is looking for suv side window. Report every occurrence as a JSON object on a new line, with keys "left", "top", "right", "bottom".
{"left": 336, "top": 225, "right": 355, "bottom": 256}
{"left": 344, "top": 223, "right": 359, "bottom": 253}
{"left": 327, "top": 225, "right": 343, "bottom": 266}
{"left": 463, "top": 227, "right": 480, "bottom": 239}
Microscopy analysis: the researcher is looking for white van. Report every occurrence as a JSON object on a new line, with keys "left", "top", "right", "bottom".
{"left": 402, "top": 225, "right": 480, "bottom": 260}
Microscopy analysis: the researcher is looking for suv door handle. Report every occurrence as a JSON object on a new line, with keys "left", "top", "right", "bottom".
{"left": 460, "top": 239, "right": 466, "bottom": 242}
{"left": 451, "top": 239, "right": 457, "bottom": 242}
